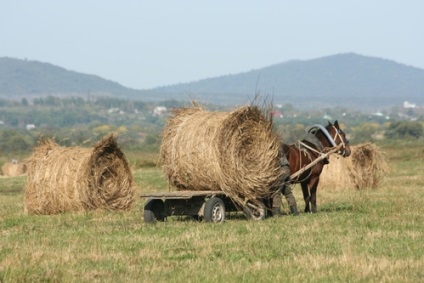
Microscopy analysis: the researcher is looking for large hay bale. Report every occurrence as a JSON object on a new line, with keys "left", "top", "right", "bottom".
{"left": 160, "top": 105, "right": 285, "bottom": 207}
{"left": 24, "top": 134, "right": 135, "bottom": 215}
{"left": 319, "top": 142, "right": 389, "bottom": 190}
{"left": 1, "top": 161, "right": 27, "bottom": 177}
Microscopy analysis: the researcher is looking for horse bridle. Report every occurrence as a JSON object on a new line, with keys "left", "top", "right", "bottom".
{"left": 331, "top": 126, "right": 349, "bottom": 156}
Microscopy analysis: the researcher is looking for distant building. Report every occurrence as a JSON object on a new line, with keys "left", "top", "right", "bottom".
{"left": 403, "top": 101, "right": 416, "bottom": 108}
{"left": 323, "top": 114, "right": 332, "bottom": 120}
{"left": 270, "top": 111, "right": 283, "bottom": 118}
{"left": 26, "top": 124, "right": 35, "bottom": 130}
{"left": 153, "top": 106, "right": 167, "bottom": 117}
{"left": 108, "top": 107, "right": 120, "bottom": 113}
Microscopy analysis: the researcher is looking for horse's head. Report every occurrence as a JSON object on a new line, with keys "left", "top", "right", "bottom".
{"left": 326, "top": 120, "right": 351, "bottom": 157}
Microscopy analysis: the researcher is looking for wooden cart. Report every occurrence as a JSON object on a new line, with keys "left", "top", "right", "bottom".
{"left": 140, "top": 190, "right": 268, "bottom": 223}
{"left": 141, "top": 145, "right": 342, "bottom": 223}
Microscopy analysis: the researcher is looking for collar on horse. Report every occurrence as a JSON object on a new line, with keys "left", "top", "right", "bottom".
{"left": 296, "top": 124, "right": 338, "bottom": 164}
{"left": 305, "top": 124, "right": 337, "bottom": 147}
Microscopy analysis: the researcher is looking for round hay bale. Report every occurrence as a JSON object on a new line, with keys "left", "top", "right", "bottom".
{"left": 319, "top": 142, "right": 389, "bottom": 190}
{"left": 24, "top": 134, "right": 135, "bottom": 215}
{"left": 159, "top": 105, "right": 286, "bottom": 208}
{"left": 350, "top": 142, "right": 389, "bottom": 188}
{"left": 1, "top": 162, "right": 27, "bottom": 177}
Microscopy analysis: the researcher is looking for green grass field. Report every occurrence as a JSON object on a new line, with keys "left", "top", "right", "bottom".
{"left": 1, "top": 142, "right": 423, "bottom": 282}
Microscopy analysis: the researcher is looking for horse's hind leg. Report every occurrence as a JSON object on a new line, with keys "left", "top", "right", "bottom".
{"left": 301, "top": 182, "right": 310, "bottom": 213}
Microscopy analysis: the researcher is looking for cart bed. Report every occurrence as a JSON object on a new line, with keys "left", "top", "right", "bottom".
{"left": 140, "top": 190, "right": 224, "bottom": 200}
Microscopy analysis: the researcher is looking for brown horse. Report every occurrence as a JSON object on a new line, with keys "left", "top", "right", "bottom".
{"left": 282, "top": 121, "right": 351, "bottom": 213}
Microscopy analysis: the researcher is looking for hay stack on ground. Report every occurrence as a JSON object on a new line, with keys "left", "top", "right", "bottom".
{"left": 317, "top": 155, "right": 356, "bottom": 190}
{"left": 24, "top": 134, "right": 135, "bottom": 215}
{"left": 319, "top": 142, "right": 389, "bottom": 190}
{"left": 160, "top": 104, "right": 285, "bottom": 208}
{"left": 1, "top": 161, "right": 27, "bottom": 177}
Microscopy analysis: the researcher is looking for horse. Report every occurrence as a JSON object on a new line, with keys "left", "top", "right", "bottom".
{"left": 282, "top": 120, "right": 351, "bottom": 213}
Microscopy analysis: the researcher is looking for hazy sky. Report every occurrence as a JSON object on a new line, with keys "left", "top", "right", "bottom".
{"left": 1, "top": 1, "right": 423, "bottom": 89}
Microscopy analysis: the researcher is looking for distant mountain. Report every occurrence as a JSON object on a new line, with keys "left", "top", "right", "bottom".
{"left": 154, "top": 53, "right": 424, "bottom": 110}
{"left": 0, "top": 57, "right": 142, "bottom": 99}
{"left": 1, "top": 54, "right": 424, "bottom": 110}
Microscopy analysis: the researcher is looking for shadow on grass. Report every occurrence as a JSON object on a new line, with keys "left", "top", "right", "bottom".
{"left": 164, "top": 213, "right": 250, "bottom": 223}
{"left": 0, "top": 187, "right": 24, "bottom": 196}
{"left": 318, "top": 202, "right": 355, "bottom": 213}
{"left": 162, "top": 211, "right": 303, "bottom": 223}
{"left": 0, "top": 176, "right": 26, "bottom": 196}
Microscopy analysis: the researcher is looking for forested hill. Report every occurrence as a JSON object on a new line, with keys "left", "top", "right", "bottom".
{"left": 0, "top": 57, "right": 141, "bottom": 98}
{"left": 155, "top": 53, "right": 424, "bottom": 109}
{"left": 1, "top": 54, "right": 424, "bottom": 110}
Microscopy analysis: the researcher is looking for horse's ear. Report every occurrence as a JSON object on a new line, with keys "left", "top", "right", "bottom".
{"left": 334, "top": 120, "right": 339, "bottom": 127}
{"left": 328, "top": 121, "right": 332, "bottom": 126}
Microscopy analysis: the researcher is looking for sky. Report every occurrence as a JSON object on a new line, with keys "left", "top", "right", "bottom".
{"left": 1, "top": 1, "right": 423, "bottom": 90}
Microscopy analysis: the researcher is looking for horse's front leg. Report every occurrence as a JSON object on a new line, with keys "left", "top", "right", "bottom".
{"left": 309, "top": 177, "right": 320, "bottom": 213}
{"left": 300, "top": 182, "right": 310, "bottom": 213}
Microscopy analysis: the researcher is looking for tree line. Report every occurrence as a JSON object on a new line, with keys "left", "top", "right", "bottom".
{"left": 0, "top": 96, "right": 422, "bottom": 158}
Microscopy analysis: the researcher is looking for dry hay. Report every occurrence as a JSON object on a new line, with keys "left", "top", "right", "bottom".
{"left": 319, "top": 142, "right": 389, "bottom": 190}
{"left": 159, "top": 104, "right": 286, "bottom": 208}
{"left": 24, "top": 134, "right": 135, "bottom": 215}
{"left": 1, "top": 161, "right": 27, "bottom": 177}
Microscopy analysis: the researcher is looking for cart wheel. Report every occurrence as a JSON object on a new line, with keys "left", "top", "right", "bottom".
{"left": 204, "top": 197, "right": 225, "bottom": 223}
{"left": 144, "top": 199, "right": 165, "bottom": 223}
{"left": 243, "top": 201, "right": 267, "bottom": 221}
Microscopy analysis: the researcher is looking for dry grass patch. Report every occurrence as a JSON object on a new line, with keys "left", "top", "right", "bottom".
{"left": 1, "top": 141, "right": 423, "bottom": 282}
{"left": 292, "top": 254, "right": 422, "bottom": 282}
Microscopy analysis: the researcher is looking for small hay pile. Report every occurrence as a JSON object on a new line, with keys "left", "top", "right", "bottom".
{"left": 1, "top": 161, "right": 27, "bottom": 177}
{"left": 160, "top": 104, "right": 286, "bottom": 207}
{"left": 319, "top": 142, "right": 389, "bottom": 190}
{"left": 24, "top": 134, "right": 135, "bottom": 215}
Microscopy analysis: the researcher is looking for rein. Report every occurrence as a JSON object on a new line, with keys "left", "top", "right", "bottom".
{"left": 290, "top": 144, "right": 342, "bottom": 180}
{"left": 299, "top": 141, "right": 325, "bottom": 157}
{"left": 291, "top": 142, "right": 314, "bottom": 183}
{"left": 292, "top": 140, "right": 327, "bottom": 183}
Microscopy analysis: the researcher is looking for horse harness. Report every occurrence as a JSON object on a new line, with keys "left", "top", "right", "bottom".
{"left": 308, "top": 125, "right": 348, "bottom": 155}
{"left": 291, "top": 132, "right": 332, "bottom": 183}
{"left": 289, "top": 124, "right": 346, "bottom": 183}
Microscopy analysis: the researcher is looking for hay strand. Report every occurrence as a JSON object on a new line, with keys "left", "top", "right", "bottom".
{"left": 160, "top": 105, "right": 285, "bottom": 207}
{"left": 24, "top": 134, "right": 135, "bottom": 215}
